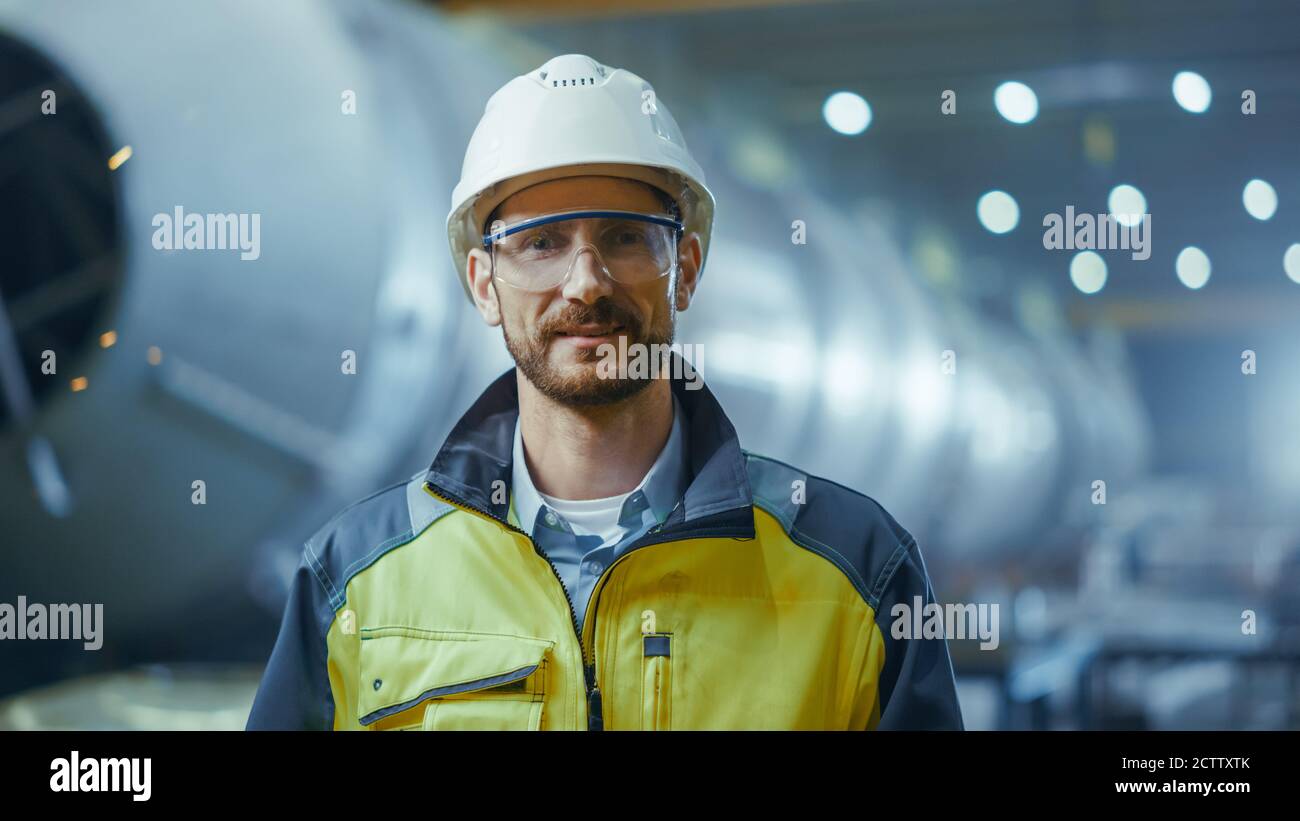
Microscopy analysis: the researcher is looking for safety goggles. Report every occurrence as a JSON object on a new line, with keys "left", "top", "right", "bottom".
{"left": 482, "top": 209, "right": 683, "bottom": 292}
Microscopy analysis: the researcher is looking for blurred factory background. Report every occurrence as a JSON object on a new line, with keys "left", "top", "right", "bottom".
{"left": 0, "top": 0, "right": 1296, "bottom": 729}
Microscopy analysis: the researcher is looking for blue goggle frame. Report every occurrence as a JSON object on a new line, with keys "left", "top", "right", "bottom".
{"left": 482, "top": 209, "right": 683, "bottom": 249}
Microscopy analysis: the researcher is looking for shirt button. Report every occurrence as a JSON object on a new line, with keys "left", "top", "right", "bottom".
{"left": 588, "top": 561, "right": 603, "bottom": 576}
{"left": 544, "top": 512, "right": 557, "bottom": 526}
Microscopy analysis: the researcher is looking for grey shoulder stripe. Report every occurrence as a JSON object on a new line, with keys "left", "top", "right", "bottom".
{"left": 869, "top": 534, "right": 916, "bottom": 606}
{"left": 319, "top": 475, "right": 458, "bottom": 612}
{"left": 406, "top": 469, "right": 454, "bottom": 537}
{"left": 744, "top": 452, "right": 806, "bottom": 526}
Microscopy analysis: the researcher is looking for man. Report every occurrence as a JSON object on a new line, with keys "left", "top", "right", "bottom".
{"left": 247, "top": 54, "right": 963, "bottom": 730}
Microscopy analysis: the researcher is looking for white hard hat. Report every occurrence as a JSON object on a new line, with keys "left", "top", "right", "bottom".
{"left": 446, "top": 53, "right": 716, "bottom": 302}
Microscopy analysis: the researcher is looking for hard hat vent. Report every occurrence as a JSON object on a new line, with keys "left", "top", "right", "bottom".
{"left": 536, "top": 54, "right": 609, "bottom": 89}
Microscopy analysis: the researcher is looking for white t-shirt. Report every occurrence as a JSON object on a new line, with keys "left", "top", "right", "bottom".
{"left": 535, "top": 489, "right": 631, "bottom": 547}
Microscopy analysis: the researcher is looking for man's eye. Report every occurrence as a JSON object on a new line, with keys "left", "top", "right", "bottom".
{"left": 611, "top": 226, "right": 649, "bottom": 245}
{"left": 513, "top": 231, "right": 559, "bottom": 252}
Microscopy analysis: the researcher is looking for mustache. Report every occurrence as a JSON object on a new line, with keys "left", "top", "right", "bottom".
{"left": 538, "top": 300, "right": 642, "bottom": 338}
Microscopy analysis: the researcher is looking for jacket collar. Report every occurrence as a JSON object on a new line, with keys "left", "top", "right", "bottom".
{"left": 424, "top": 352, "right": 755, "bottom": 538}
{"left": 508, "top": 390, "right": 689, "bottom": 537}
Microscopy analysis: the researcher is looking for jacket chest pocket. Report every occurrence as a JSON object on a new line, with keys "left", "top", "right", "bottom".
{"left": 640, "top": 633, "right": 673, "bottom": 731}
{"left": 357, "top": 627, "right": 553, "bottom": 730}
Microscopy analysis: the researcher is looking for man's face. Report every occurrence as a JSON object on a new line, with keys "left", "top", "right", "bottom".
{"left": 467, "top": 175, "right": 699, "bottom": 406}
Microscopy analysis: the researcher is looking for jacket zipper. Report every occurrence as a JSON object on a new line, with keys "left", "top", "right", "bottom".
{"left": 573, "top": 507, "right": 680, "bottom": 730}
{"left": 423, "top": 482, "right": 600, "bottom": 728}
{"left": 578, "top": 510, "right": 677, "bottom": 682}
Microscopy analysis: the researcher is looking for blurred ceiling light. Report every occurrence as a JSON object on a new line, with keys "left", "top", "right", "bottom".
{"left": 1243, "top": 179, "right": 1277, "bottom": 221}
{"left": 730, "top": 129, "right": 791, "bottom": 190}
{"left": 1015, "top": 283, "right": 1065, "bottom": 336}
{"left": 1172, "top": 71, "right": 1212, "bottom": 113}
{"left": 1107, "top": 183, "right": 1147, "bottom": 227}
{"left": 1175, "top": 246, "right": 1211, "bottom": 289}
{"left": 1082, "top": 117, "right": 1116, "bottom": 166}
{"left": 1284, "top": 243, "right": 1300, "bottom": 284}
{"left": 977, "top": 190, "right": 1019, "bottom": 234}
{"left": 107, "top": 145, "right": 132, "bottom": 170}
{"left": 912, "top": 230, "right": 957, "bottom": 286}
{"left": 994, "top": 81, "right": 1038, "bottom": 124}
{"left": 822, "top": 91, "right": 872, "bottom": 135}
{"left": 1069, "top": 251, "right": 1107, "bottom": 294}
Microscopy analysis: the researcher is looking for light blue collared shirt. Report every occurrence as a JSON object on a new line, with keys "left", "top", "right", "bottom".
{"left": 509, "top": 393, "right": 688, "bottom": 632}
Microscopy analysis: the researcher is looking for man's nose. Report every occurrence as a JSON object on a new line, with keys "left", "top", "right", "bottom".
{"left": 560, "top": 246, "right": 615, "bottom": 302}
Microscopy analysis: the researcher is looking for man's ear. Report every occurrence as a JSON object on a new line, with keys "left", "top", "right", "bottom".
{"left": 466, "top": 247, "right": 501, "bottom": 326}
{"left": 674, "top": 231, "right": 704, "bottom": 311}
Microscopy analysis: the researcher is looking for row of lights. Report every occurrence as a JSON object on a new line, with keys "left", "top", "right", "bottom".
{"left": 1063, "top": 247, "right": 1221, "bottom": 295}
{"left": 978, "top": 181, "right": 1278, "bottom": 233}
{"left": 64, "top": 331, "right": 163, "bottom": 394}
{"left": 977, "top": 181, "right": 1296, "bottom": 293}
{"left": 820, "top": 72, "right": 1295, "bottom": 294}
{"left": 1069, "top": 246, "right": 1211, "bottom": 295}
{"left": 822, "top": 80, "right": 1042, "bottom": 134}
{"left": 822, "top": 70, "right": 1216, "bottom": 133}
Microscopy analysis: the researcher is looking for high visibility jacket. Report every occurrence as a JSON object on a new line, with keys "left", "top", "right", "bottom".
{"left": 246, "top": 366, "right": 964, "bottom": 730}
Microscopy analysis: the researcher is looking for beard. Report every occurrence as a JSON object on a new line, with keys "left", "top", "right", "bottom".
{"left": 501, "top": 289, "right": 675, "bottom": 407}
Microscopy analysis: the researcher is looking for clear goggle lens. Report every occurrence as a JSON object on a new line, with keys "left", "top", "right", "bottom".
{"left": 484, "top": 210, "right": 682, "bottom": 292}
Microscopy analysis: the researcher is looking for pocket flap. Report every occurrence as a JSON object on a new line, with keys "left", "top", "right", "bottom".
{"left": 357, "top": 628, "right": 552, "bottom": 726}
